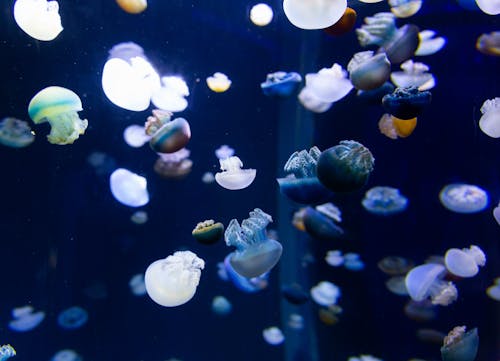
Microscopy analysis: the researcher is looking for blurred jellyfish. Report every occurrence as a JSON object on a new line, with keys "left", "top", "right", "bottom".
{"left": 50, "top": 349, "right": 82, "bottom": 361}
{"left": 287, "top": 313, "right": 304, "bottom": 330}
{"left": 57, "top": 306, "right": 88, "bottom": 330}
{"left": 389, "top": 0, "right": 422, "bottom": 18}
{"left": 202, "top": 172, "right": 215, "bottom": 184}
{"left": 223, "top": 254, "right": 269, "bottom": 293}
{"left": 13, "top": 0, "right": 63, "bottom": 41}
{"left": 390, "top": 60, "right": 435, "bottom": 91}
{"left": 405, "top": 264, "right": 458, "bottom": 306}
{"left": 0, "top": 117, "right": 34, "bottom": 148}
{"left": 382, "top": 86, "right": 431, "bottom": 120}
{"left": 479, "top": 97, "right": 500, "bottom": 138}
{"left": 318, "top": 305, "right": 342, "bottom": 325}
{"left": 323, "top": 7, "right": 357, "bottom": 37}
{"left": 310, "top": 281, "right": 341, "bottom": 306}
{"left": 298, "top": 86, "right": 333, "bottom": 113}
{"left": 192, "top": 220, "right": 224, "bottom": 245}
{"left": 385, "top": 276, "right": 409, "bottom": 296}
{"left": 344, "top": 253, "right": 365, "bottom": 271}
{"left": 261, "top": 71, "right": 302, "bottom": 97}
{"left": 348, "top": 355, "right": 382, "bottom": 361}
{"left": 102, "top": 42, "right": 161, "bottom": 111}
{"left": 262, "top": 327, "right": 285, "bottom": 345}
{"left": 0, "top": 345, "right": 16, "bottom": 361}
{"left": 116, "top": 0, "right": 147, "bottom": 14}
{"left": 145, "top": 109, "right": 191, "bottom": 154}
{"left": 439, "top": 183, "right": 488, "bottom": 214}
{"left": 444, "top": 245, "right": 486, "bottom": 278}
{"left": 378, "top": 113, "right": 417, "bottom": 139}
{"left": 475, "top": 0, "right": 500, "bottom": 15}
{"left": 281, "top": 283, "right": 309, "bottom": 304}
{"left": 130, "top": 210, "right": 148, "bottom": 224}
{"left": 215, "top": 145, "right": 235, "bottom": 159}
{"left": 145, "top": 250, "right": 205, "bottom": 307}
{"left": 129, "top": 273, "right": 147, "bottom": 296}
{"left": 8, "top": 305, "right": 45, "bottom": 332}
{"left": 87, "top": 151, "right": 116, "bottom": 176}
{"left": 283, "top": 0, "right": 346, "bottom": 30}
{"left": 302, "top": 206, "right": 344, "bottom": 240}
{"left": 494, "top": 200, "right": 500, "bottom": 225}
{"left": 359, "top": 0, "right": 384, "bottom": 2}
{"left": 416, "top": 30, "right": 446, "bottom": 56}
{"left": 377, "top": 256, "right": 414, "bottom": 275}
{"left": 206, "top": 72, "right": 231, "bottom": 93}
{"left": 250, "top": 3, "right": 273, "bottom": 26}
{"left": 486, "top": 278, "right": 500, "bottom": 301}
{"left": 304, "top": 64, "right": 353, "bottom": 102}
{"left": 325, "top": 250, "right": 344, "bottom": 267}
{"left": 28, "top": 86, "right": 88, "bottom": 145}
{"left": 152, "top": 76, "right": 189, "bottom": 112}
{"left": 362, "top": 186, "right": 408, "bottom": 215}
{"left": 211, "top": 296, "right": 232, "bottom": 316}
{"left": 416, "top": 328, "right": 446, "bottom": 345}
{"left": 110, "top": 168, "right": 149, "bottom": 207}
{"left": 123, "top": 124, "right": 150, "bottom": 148}
{"left": 348, "top": 51, "right": 391, "bottom": 91}
{"left": 215, "top": 156, "right": 256, "bottom": 190}
{"left": 154, "top": 148, "right": 193, "bottom": 179}
{"left": 217, "top": 261, "right": 229, "bottom": 282}
{"left": 476, "top": 32, "right": 500, "bottom": 56}
{"left": 404, "top": 299, "right": 437, "bottom": 321}
{"left": 441, "top": 326, "right": 479, "bottom": 361}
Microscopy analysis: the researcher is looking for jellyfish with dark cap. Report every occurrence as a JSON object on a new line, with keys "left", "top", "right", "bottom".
{"left": 440, "top": 326, "right": 479, "bottom": 361}
{"left": 476, "top": 32, "right": 500, "bottom": 56}
{"left": 154, "top": 148, "right": 193, "bottom": 179}
{"left": 382, "top": 86, "right": 432, "bottom": 120}
{"left": 323, "top": 7, "right": 357, "bottom": 37}
{"left": 347, "top": 51, "right": 391, "bottom": 91}
{"left": 405, "top": 264, "right": 458, "bottom": 306}
{"left": 261, "top": 71, "right": 302, "bottom": 97}
{"left": 145, "top": 109, "right": 191, "bottom": 154}
{"left": 302, "top": 206, "right": 344, "bottom": 240}
{"left": 225, "top": 208, "right": 282, "bottom": 278}
{"left": 192, "top": 220, "right": 224, "bottom": 245}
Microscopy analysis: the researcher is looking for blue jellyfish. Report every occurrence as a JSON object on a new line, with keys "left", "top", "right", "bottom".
{"left": 362, "top": 186, "right": 408, "bottom": 215}
{"left": 441, "top": 326, "right": 479, "bottom": 361}
{"left": 0, "top": 345, "right": 16, "bottom": 361}
{"left": 382, "top": 86, "right": 432, "bottom": 120}
{"left": 302, "top": 206, "right": 344, "bottom": 240}
{"left": 223, "top": 254, "right": 269, "bottom": 293}
{"left": 261, "top": 71, "right": 302, "bottom": 97}
{"left": 57, "top": 306, "right": 88, "bottom": 330}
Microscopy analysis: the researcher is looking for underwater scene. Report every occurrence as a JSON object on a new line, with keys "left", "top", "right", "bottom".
{"left": 0, "top": 0, "right": 499, "bottom": 360}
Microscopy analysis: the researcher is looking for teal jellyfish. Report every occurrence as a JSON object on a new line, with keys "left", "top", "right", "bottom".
{"left": 28, "top": 86, "right": 88, "bottom": 145}
{"left": 441, "top": 326, "right": 479, "bottom": 361}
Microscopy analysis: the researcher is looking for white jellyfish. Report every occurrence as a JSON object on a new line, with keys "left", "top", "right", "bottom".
{"left": 211, "top": 296, "right": 232, "bottom": 315}
{"left": 310, "top": 281, "right": 341, "bottom": 306}
{"left": 405, "top": 264, "right": 458, "bottom": 306}
{"left": 123, "top": 125, "right": 150, "bottom": 148}
{"left": 389, "top": 0, "right": 422, "bottom": 18}
{"left": 8, "top": 305, "right": 45, "bottom": 332}
{"left": 304, "top": 64, "right": 353, "bottom": 103}
{"left": 287, "top": 313, "right": 304, "bottom": 330}
{"left": 486, "top": 278, "right": 500, "bottom": 301}
{"left": 262, "top": 326, "right": 285, "bottom": 345}
{"left": 325, "top": 250, "right": 344, "bottom": 267}
{"left": 494, "top": 200, "right": 500, "bottom": 226}
{"left": 130, "top": 210, "right": 148, "bottom": 225}
{"left": 444, "top": 245, "right": 486, "bottom": 278}
{"left": 215, "top": 145, "right": 235, "bottom": 159}
{"left": 475, "top": 0, "right": 500, "bottom": 15}
{"left": 50, "top": 349, "right": 82, "bottom": 361}
{"left": 250, "top": 3, "right": 274, "bottom": 26}
{"left": 129, "top": 273, "right": 147, "bottom": 296}
{"left": 298, "top": 86, "right": 333, "bottom": 113}
{"left": 283, "top": 0, "right": 347, "bottom": 30}
{"left": 416, "top": 30, "right": 446, "bottom": 56}
{"left": 479, "top": 97, "right": 500, "bottom": 138}
{"left": 206, "top": 72, "right": 232, "bottom": 93}
{"left": 439, "top": 183, "right": 488, "bottom": 214}
{"left": 151, "top": 76, "right": 189, "bottom": 112}
{"left": 109, "top": 168, "right": 150, "bottom": 207}
{"left": 390, "top": 60, "right": 435, "bottom": 91}
{"left": 145, "top": 250, "right": 205, "bottom": 307}
{"left": 343, "top": 252, "right": 365, "bottom": 271}
{"left": 215, "top": 156, "right": 256, "bottom": 190}
{"left": 13, "top": 0, "right": 63, "bottom": 41}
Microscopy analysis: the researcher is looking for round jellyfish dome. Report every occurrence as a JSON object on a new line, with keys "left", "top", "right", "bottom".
{"left": 405, "top": 263, "right": 458, "bottom": 306}
{"left": 444, "top": 245, "right": 486, "bottom": 278}
{"left": 283, "top": 0, "right": 347, "bottom": 30}
{"left": 439, "top": 183, "right": 488, "bottom": 213}
{"left": 109, "top": 168, "right": 149, "bottom": 207}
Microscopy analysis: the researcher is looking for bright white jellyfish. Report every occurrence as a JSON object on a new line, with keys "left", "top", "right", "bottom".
{"left": 145, "top": 250, "right": 205, "bottom": 307}
{"left": 13, "top": 0, "right": 63, "bottom": 41}
{"left": 123, "top": 124, "right": 150, "bottom": 148}
{"left": 479, "top": 97, "right": 500, "bottom": 138}
{"left": 262, "top": 326, "right": 285, "bottom": 345}
{"left": 250, "top": 3, "right": 274, "bottom": 26}
{"left": 444, "top": 245, "right": 486, "bottom": 278}
{"left": 283, "top": 0, "right": 347, "bottom": 30}
{"left": 109, "top": 168, "right": 149, "bottom": 207}
{"left": 439, "top": 183, "right": 488, "bottom": 214}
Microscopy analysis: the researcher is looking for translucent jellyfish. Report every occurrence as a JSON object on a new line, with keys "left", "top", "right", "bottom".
{"left": 348, "top": 355, "right": 382, "bottom": 361}
{"left": 444, "top": 245, "right": 486, "bottom": 278}
{"left": 0, "top": 117, "right": 34, "bottom": 148}
{"left": 390, "top": 60, "right": 435, "bottom": 91}
{"left": 325, "top": 250, "right": 344, "bottom": 267}
{"left": 28, "top": 86, "right": 88, "bottom": 145}
{"left": 223, "top": 254, "right": 269, "bottom": 293}
{"left": 0, "top": 345, "right": 16, "bottom": 361}
{"left": 476, "top": 32, "right": 500, "bottom": 56}
{"left": 316, "top": 140, "right": 375, "bottom": 193}
{"left": 151, "top": 76, "right": 189, "bottom": 112}
{"left": 479, "top": 97, "right": 500, "bottom": 138}
{"left": 109, "top": 168, "right": 149, "bottom": 207}
{"left": 225, "top": 208, "right": 282, "bottom": 278}
{"left": 116, "top": 0, "right": 147, "bottom": 14}
{"left": 323, "top": 7, "right": 357, "bottom": 37}
{"left": 362, "top": 186, "right": 408, "bottom": 215}
{"left": 440, "top": 326, "right": 479, "bottom": 361}
{"left": 302, "top": 64, "right": 353, "bottom": 103}
{"left": 57, "top": 306, "right": 88, "bottom": 330}
{"left": 154, "top": 148, "right": 193, "bottom": 179}
{"left": 385, "top": 276, "right": 408, "bottom": 296}
{"left": 439, "top": 183, "right": 488, "bottom": 214}
{"left": 145, "top": 250, "right": 205, "bottom": 307}
{"left": 130, "top": 210, "right": 148, "bottom": 224}
{"left": 250, "top": 3, "right": 273, "bottom": 26}
{"left": 9, "top": 306, "right": 45, "bottom": 332}
{"left": 201, "top": 172, "right": 215, "bottom": 184}
{"left": 382, "top": 86, "right": 432, "bottom": 120}
{"left": 281, "top": 283, "right": 309, "bottom": 304}
{"left": 377, "top": 256, "right": 414, "bottom": 275}
{"left": 192, "top": 220, "right": 224, "bottom": 245}
{"left": 261, "top": 71, "right": 302, "bottom": 97}
{"left": 405, "top": 264, "right": 458, "bottom": 306}
{"left": 318, "top": 305, "right": 343, "bottom": 325}
{"left": 343, "top": 252, "right": 365, "bottom": 271}
{"left": 287, "top": 313, "right": 304, "bottom": 330}
{"left": 206, "top": 72, "right": 231, "bottom": 93}
{"left": 102, "top": 42, "right": 161, "bottom": 111}
{"left": 211, "top": 296, "right": 232, "bottom": 316}
{"left": 50, "top": 349, "right": 82, "bottom": 361}
{"left": 215, "top": 156, "right": 256, "bottom": 190}
{"left": 129, "top": 273, "right": 147, "bottom": 296}
{"left": 263, "top": 327, "right": 285, "bottom": 345}
{"left": 145, "top": 109, "right": 191, "bottom": 154}
{"left": 13, "top": 0, "right": 63, "bottom": 41}
{"left": 283, "top": 0, "right": 347, "bottom": 30}
{"left": 416, "top": 30, "right": 446, "bottom": 56}
{"left": 302, "top": 206, "right": 344, "bottom": 240}
{"left": 378, "top": 113, "right": 417, "bottom": 139}
{"left": 215, "top": 145, "right": 235, "bottom": 159}
{"left": 486, "top": 278, "right": 500, "bottom": 301}
{"left": 297, "top": 86, "right": 333, "bottom": 113}
{"left": 348, "top": 51, "right": 391, "bottom": 91}
{"left": 404, "top": 299, "right": 437, "bottom": 321}
{"left": 416, "top": 328, "right": 446, "bottom": 345}
{"left": 494, "top": 200, "right": 500, "bottom": 225}
{"left": 389, "top": 0, "right": 422, "bottom": 18}
{"left": 310, "top": 281, "right": 341, "bottom": 306}
{"left": 123, "top": 124, "right": 150, "bottom": 148}
{"left": 475, "top": 0, "right": 500, "bottom": 15}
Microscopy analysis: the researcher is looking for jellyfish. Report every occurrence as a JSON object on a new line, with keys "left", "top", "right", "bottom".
{"left": 212, "top": 296, "right": 232, "bottom": 315}
{"left": 215, "top": 156, "right": 256, "bottom": 190}
{"left": 215, "top": 145, "right": 235, "bottom": 159}
{"left": 13, "top": 0, "right": 63, "bottom": 41}
{"left": 316, "top": 140, "right": 375, "bottom": 193}
{"left": 145, "top": 250, "right": 205, "bottom": 307}
{"left": 145, "top": 109, "right": 191, "bottom": 154}
{"left": 378, "top": 113, "right": 418, "bottom": 139}
{"left": 440, "top": 326, "right": 479, "bottom": 361}
{"left": 318, "top": 305, "right": 343, "bottom": 325}
{"left": 405, "top": 264, "right": 458, "bottom": 306}
{"left": 223, "top": 254, "right": 269, "bottom": 293}
{"left": 486, "top": 278, "right": 500, "bottom": 301}
{"left": 123, "top": 124, "right": 150, "bottom": 148}
{"left": 0, "top": 117, "right": 34, "bottom": 148}
{"left": 281, "top": 283, "right": 309, "bottom": 304}
{"left": 262, "top": 327, "right": 285, "bottom": 345}
{"left": 444, "top": 245, "right": 486, "bottom": 278}
{"left": 9, "top": 306, "right": 45, "bottom": 332}
{"left": 389, "top": 0, "right": 422, "bottom": 18}
{"left": 302, "top": 206, "right": 344, "bottom": 240}
{"left": 358, "top": 0, "right": 384, "bottom": 2}
{"left": 131, "top": 210, "right": 148, "bottom": 224}
{"left": 494, "top": 200, "right": 500, "bottom": 225}
{"left": 192, "top": 220, "right": 224, "bottom": 245}
{"left": 310, "top": 281, "right": 341, "bottom": 306}
{"left": 201, "top": 172, "right": 215, "bottom": 184}
{"left": 476, "top": 32, "right": 500, "bottom": 56}
{"left": 416, "top": 30, "right": 447, "bottom": 56}
{"left": 385, "top": 276, "right": 409, "bottom": 296}
{"left": 475, "top": 0, "right": 500, "bottom": 15}
{"left": 283, "top": 0, "right": 347, "bottom": 30}
{"left": 57, "top": 306, "right": 88, "bottom": 330}
{"left": 362, "top": 186, "right": 408, "bottom": 215}
{"left": 344, "top": 253, "right": 365, "bottom": 271}
{"left": 50, "top": 350, "right": 82, "bottom": 361}
{"left": 479, "top": 97, "right": 500, "bottom": 138}
{"left": 325, "top": 250, "right": 344, "bottom": 267}
{"left": 287, "top": 313, "right": 304, "bottom": 330}
{"left": 151, "top": 76, "right": 189, "bottom": 112}
{"left": 101, "top": 42, "right": 161, "bottom": 111}
{"left": 390, "top": 60, "right": 435, "bottom": 91}
{"left": 439, "top": 183, "right": 488, "bottom": 214}
{"left": 348, "top": 355, "right": 382, "bottom": 361}
{"left": 261, "top": 71, "right": 302, "bottom": 97}
{"left": 302, "top": 64, "right": 353, "bottom": 103}
{"left": 382, "top": 86, "right": 432, "bottom": 120}
{"left": 129, "top": 273, "right": 147, "bottom": 296}
{"left": 404, "top": 299, "right": 437, "bottom": 321}
{"left": 28, "top": 86, "right": 88, "bottom": 145}
{"left": 109, "top": 168, "right": 149, "bottom": 207}
{"left": 250, "top": 3, "right": 274, "bottom": 26}
{"left": 225, "top": 208, "right": 282, "bottom": 278}
{"left": 298, "top": 86, "right": 333, "bottom": 113}
{"left": 323, "top": 7, "right": 356, "bottom": 36}
{"left": 154, "top": 148, "right": 193, "bottom": 179}
{"left": 0, "top": 345, "right": 16, "bottom": 361}
{"left": 116, "top": 0, "right": 147, "bottom": 14}
{"left": 347, "top": 51, "right": 391, "bottom": 91}
{"left": 206, "top": 72, "right": 232, "bottom": 93}
{"left": 416, "top": 328, "right": 446, "bottom": 345}
{"left": 377, "top": 256, "right": 414, "bottom": 275}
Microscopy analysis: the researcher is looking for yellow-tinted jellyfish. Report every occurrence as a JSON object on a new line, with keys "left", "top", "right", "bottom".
{"left": 28, "top": 86, "right": 88, "bottom": 145}
{"left": 13, "top": 0, "right": 63, "bottom": 41}
{"left": 249, "top": 3, "right": 274, "bottom": 26}
{"left": 116, "top": 0, "right": 147, "bottom": 14}
{"left": 476, "top": 32, "right": 500, "bottom": 56}
{"left": 0, "top": 117, "right": 35, "bottom": 148}
{"left": 206, "top": 72, "right": 232, "bottom": 93}
{"left": 192, "top": 220, "right": 224, "bottom": 245}
{"left": 379, "top": 113, "right": 418, "bottom": 139}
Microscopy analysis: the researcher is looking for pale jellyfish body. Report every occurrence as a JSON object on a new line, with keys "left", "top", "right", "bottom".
{"left": 206, "top": 73, "right": 231, "bottom": 93}
{"left": 304, "top": 64, "right": 353, "bottom": 102}
{"left": 151, "top": 76, "right": 189, "bottom": 112}
{"left": 479, "top": 97, "right": 500, "bottom": 138}
{"left": 123, "top": 125, "right": 150, "bottom": 148}
{"left": 439, "top": 183, "right": 488, "bottom": 213}
{"left": 416, "top": 30, "right": 446, "bottom": 56}
{"left": 475, "top": 0, "right": 500, "bottom": 15}
{"left": 444, "top": 245, "right": 486, "bottom": 278}
{"left": 109, "top": 168, "right": 149, "bottom": 207}
{"left": 215, "top": 156, "right": 256, "bottom": 190}
{"left": 405, "top": 264, "right": 458, "bottom": 306}
{"left": 310, "top": 281, "right": 341, "bottom": 306}
{"left": 283, "top": 0, "right": 347, "bottom": 30}
{"left": 13, "top": 0, "right": 63, "bottom": 41}
{"left": 262, "top": 327, "right": 285, "bottom": 345}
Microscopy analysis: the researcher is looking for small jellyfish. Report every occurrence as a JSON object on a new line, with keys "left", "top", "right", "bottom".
{"left": 129, "top": 273, "right": 147, "bottom": 296}
{"left": 0, "top": 345, "right": 16, "bottom": 361}
{"left": 311, "top": 281, "right": 341, "bottom": 306}
{"left": 145, "top": 109, "right": 191, "bottom": 154}
{"left": 130, "top": 210, "right": 148, "bottom": 225}
{"left": 358, "top": 0, "right": 384, "bottom": 2}
{"left": 348, "top": 355, "right": 382, "bottom": 361}
{"left": 287, "top": 313, "right": 304, "bottom": 330}
{"left": 250, "top": 3, "right": 274, "bottom": 26}
{"left": 215, "top": 145, "right": 235, "bottom": 159}
{"left": 382, "top": 86, "right": 432, "bottom": 120}
{"left": 325, "top": 250, "right": 344, "bottom": 267}
{"left": 261, "top": 71, "right": 302, "bottom": 97}
{"left": 343, "top": 252, "right": 365, "bottom": 271}
{"left": 110, "top": 168, "right": 149, "bottom": 207}
{"left": 281, "top": 283, "right": 309, "bottom": 305}
{"left": 302, "top": 64, "right": 353, "bottom": 103}
{"left": 211, "top": 296, "right": 232, "bottom": 316}
{"left": 57, "top": 306, "right": 88, "bottom": 330}
{"left": 154, "top": 148, "right": 193, "bottom": 179}
{"left": 151, "top": 76, "right": 189, "bottom": 112}
{"left": 439, "top": 183, "right": 488, "bottom": 214}
{"left": 362, "top": 186, "right": 408, "bottom": 215}
{"left": 13, "top": 0, "right": 63, "bottom": 41}
{"left": 475, "top": 0, "right": 500, "bottom": 15}
{"left": 145, "top": 250, "right": 205, "bottom": 307}
{"left": 0, "top": 117, "right": 34, "bottom": 148}
{"left": 478, "top": 97, "right": 500, "bottom": 138}
{"left": 377, "top": 256, "right": 414, "bottom": 275}
{"left": 316, "top": 140, "right": 375, "bottom": 193}
{"left": 28, "top": 86, "right": 88, "bottom": 145}
{"left": 225, "top": 208, "right": 282, "bottom": 278}
{"left": 476, "top": 32, "right": 500, "bottom": 56}
{"left": 302, "top": 206, "right": 344, "bottom": 240}
{"left": 223, "top": 254, "right": 269, "bottom": 293}
{"left": 192, "top": 220, "right": 224, "bottom": 245}
{"left": 123, "top": 124, "right": 150, "bottom": 148}
{"left": 385, "top": 276, "right": 409, "bottom": 296}
{"left": 389, "top": 0, "right": 423, "bottom": 18}
{"left": 9, "top": 305, "right": 45, "bottom": 332}
{"left": 347, "top": 51, "right": 391, "bottom": 91}
{"left": 318, "top": 305, "right": 342, "bottom": 326}
{"left": 390, "top": 60, "right": 435, "bottom": 91}
{"left": 378, "top": 113, "right": 418, "bottom": 139}
{"left": 494, "top": 200, "right": 500, "bottom": 225}
{"left": 404, "top": 299, "right": 437, "bottom": 321}
{"left": 206, "top": 72, "right": 232, "bottom": 93}
{"left": 202, "top": 172, "right": 215, "bottom": 184}
{"left": 262, "top": 327, "right": 285, "bottom": 345}
{"left": 215, "top": 156, "right": 256, "bottom": 190}
{"left": 116, "top": 0, "right": 147, "bottom": 14}
{"left": 50, "top": 349, "right": 82, "bottom": 361}
{"left": 283, "top": 0, "right": 347, "bottom": 30}
{"left": 441, "top": 326, "right": 479, "bottom": 361}
{"left": 444, "top": 245, "right": 486, "bottom": 278}
{"left": 486, "top": 278, "right": 500, "bottom": 301}
{"left": 323, "top": 7, "right": 357, "bottom": 37}
{"left": 405, "top": 263, "right": 458, "bottom": 306}
{"left": 416, "top": 30, "right": 446, "bottom": 56}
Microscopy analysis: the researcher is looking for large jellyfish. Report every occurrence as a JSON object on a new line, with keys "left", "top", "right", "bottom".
{"left": 0, "top": 117, "right": 34, "bottom": 148}
{"left": 382, "top": 86, "right": 432, "bottom": 120}
{"left": 116, "top": 0, "right": 147, "bottom": 14}
{"left": 261, "top": 71, "right": 302, "bottom": 97}
{"left": 444, "top": 245, "right": 486, "bottom": 278}
{"left": 440, "top": 326, "right": 479, "bottom": 361}
{"left": 225, "top": 208, "right": 282, "bottom": 278}
{"left": 439, "top": 183, "right": 488, "bottom": 213}
{"left": 0, "top": 345, "right": 16, "bottom": 361}
{"left": 215, "top": 156, "right": 256, "bottom": 190}
{"left": 28, "top": 86, "right": 88, "bottom": 145}
{"left": 405, "top": 264, "right": 458, "bottom": 306}
{"left": 283, "top": 0, "right": 347, "bottom": 30}
{"left": 348, "top": 51, "right": 391, "bottom": 91}
{"left": 145, "top": 250, "right": 205, "bottom": 307}
{"left": 476, "top": 32, "right": 500, "bottom": 56}
{"left": 478, "top": 97, "right": 500, "bottom": 138}
{"left": 390, "top": 60, "right": 435, "bottom": 91}
{"left": 13, "top": 0, "right": 63, "bottom": 41}
{"left": 362, "top": 186, "right": 408, "bottom": 215}
{"left": 475, "top": 0, "right": 500, "bottom": 15}
{"left": 109, "top": 168, "right": 149, "bottom": 207}
{"left": 9, "top": 306, "right": 45, "bottom": 332}
{"left": 145, "top": 109, "right": 191, "bottom": 154}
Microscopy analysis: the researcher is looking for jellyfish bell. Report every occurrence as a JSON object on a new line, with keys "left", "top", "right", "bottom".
{"left": 362, "top": 186, "right": 408, "bottom": 215}
{"left": 377, "top": 256, "right": 414, "bottom": 275}
{"left": 0, "top": 117, "right": 35, "bottom": 148}
{"left": 57, "top": 306, "right": 88, "bottom": 330}
{"left": 305, "top": 64, "right": 353, "bottom": 102}
{"left": 13, "top": 0, "right": 63, "bottom": 41}
{"left": 0, "top": 345, "right": 16, "bottom": 361}
{"left": 389, "top": 0, "right": 423, "bottom": 18}
{"left": 298, "top": 86, "right": 334, "bottom": 113}
{"left": 109, "top": 168, "right": 149, "bottom": 207}
{"left": 378, "top": 113, "right": 418, "bottom": 139}
{"left": 215, "top": 144, "right": 235, "bottom": 159}
{"left": 261, "top": 71, "right": 302, "bottom": 97}
{"left": 416, "top": 30, "right": 446, "bottom": 56}
{"left": 283, "top": 0, "right": 347, "bottom": 30}
{"left": 9, "top": 305, "right": 45, "bottom": 332}
{"left": 129, "top": 273, "right": 147, "bottom": 296}
{"left": 154, "top": 148, "right": 193, "bottom": 179}
{"left": 192, "top": 220, "right": 224, "bottom": 245}
{"left": 476, "top": 32, "right": 500, "bottom": 56}
{"left": 123, "top": 124, "right": 150, "bottom": 148}
{"left": 390, "top": 60, "right": 435, "bottom": 91}
{"left": 116, "top": 0, "right": 147, "bottom": 14}
{"left": 50, "top": 349, "right": 82, "bottom": 361}
{"left": 206, "top": 72, "right": 232, "bottom": 93}
{"left": 212, "top": 296, "right": 232, "bottom": 315}
{"left": 440, "top": 326, "right": 479, "bottom": 361}
{"left": 405, "top": 263, "right": 458, "bottom": 306}
{"left": 486, "top": 279, "right": 500, "bottom": 301}
{"left": 382, "top": 86, "right": 432, "bottom": 120}
{"left": 323, "top": 7, "right": 356, "bottom": 37}
{"left": 223, "top": 254, "right": 269, "bottom": 293}
{"left": 348, "top": 51, "right": 391, "bottom": 91}
{"left": 444, "top": 245, "right": 486, "bottom": 278}
{"left": 302, "top": 206, "right": 344, "bottom": 240}
{"left": 439, "top": 183, "right": 488, "bottom": 214}
{"left": 494, "top": 201, "right": 500, "bottom": 225}
{"left": 475, "top": 0, "right": 500, "bottom": 15}
{"left": 151, "top": 76, "right": 189, "bottom": 112}
{"left": 145, "top": 109, "right": 191, "bottom": 154}
{"left": 263, "top": 327, "right": 285, "bottom": 345}
{"left": 250, "top": 3, "right": 274, "bottom": 26}
{"left": 215, "top": 156, "right": 256, "bottom": 190}
{"left": 385, "top": 276, "right": 409, "bottom": 296}
{"left": 479, "top": 97, "right": 500, "bottom": 138}
{"left": 310, "top": 281, "right": 341, "bottom": 306}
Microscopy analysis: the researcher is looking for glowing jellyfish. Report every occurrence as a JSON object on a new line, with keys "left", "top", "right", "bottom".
{"left": 109, "top": 168, "right": 149, "bottom": 207}
{"left": 145, "top": 250, "right": 205, "bottom": 307}
{"left": 348, "top": 355, "right": 382, "bottom": 361}
{"left": 310, "top": 281, "right": 341, "bottom": 306}
{"left": 378, "top": 113, "right": 417, "bottom": 139}
{"left": 405, "top": 264, "right": 458, "bottom": 306}
{"left": 250, "top": 3, "right": 273, "bottom": 26}
{"left": 476, "top": 32, "right": 500, "bottom": 56}
{"left": 211, "top": 296, "right": 232, "bottom": 315}
{"left": 129, "top": 273, "right": 147, "bottom": 296}
{"left": 444, "top": 245, "right": 486, "bottom": 278}
{"left": 261, "top": 71, "right": 302, "bottom": 97}
{"left": 348, "top": 51, "right": 391, "bottom": 91}
{"left": 192, "top": 220, "right": 224, "bottom": 245}
{"left": 404, "top": 299, "right": 437, "bottom": 321}
{"left": 475, "top": 0, "right": 500, "bottom": 15}
{"left": 323, "top": 7, "right": 357, "bottom": 36}
{"left": 223, "top": 254, "right": 269, "bottom": 293}
{"left": 302, "top": 206, "right": 344, "bottom": 240}
{"left": 215, "top": 145, "right": 235, "bottom": 159}
{"left": 385, "top": 276, "right": 408, "bottom": 296}
{"left": 225, "top": 208, "right": 282, "bottom": 278}
{"left": 145, "top": 109, "right": 191, "bottom": 154}
{"left": 486, "top": 278, "right": 500, "bottom": 301}
{"left": 102, "top": 42, "right": 161, "bottom": 111}
{"left": 50, "top": 349, "right": 82, "bottom": 361}
{"left": 494, "top": 200, "right": 500, "bottom": 225}
{"left": 287, "top": 313, "right": 304, "bottom": 330}
{"left": 439, "top": 183, "right": 488, "bottom": 214}
{"left": 298, "top": 86, "right": 333, "bottom": 113}
{"left": 377, "top": 256, "right": 414, "bottom": 275}
{"left": 343, "top": 253, "right": 365, "bottom": 271}
{"left": 325, "top": 250, "right": 344, "bottom": 267}
{"left": 283, "top": 0, "right": 347, "bottom": 30}
{"left": 416, "top": 30, "right": 446, "bottom": 56}
{"left": 215, "top": 156, "right": 256, "bottom": 190}
{"left": 206, "top": 72, "right": 231, "bottom": 93}
{"left": 57, "top": 306, "right": 88, "bottom": 330}
{"left": 13, "top": 0, "right": 63, "bottom": 41}
{"left": 0, "top": 345, "right": 16, "bottom": 361}
{"left": 123, "top": 125, "right": 150, "bottom": 148}
{"left": 389, "top": 0, "right": 422, "bottom": 18}
{"left": 479, "top": 97, "right": 500, "bottom": 138}
{"left": 131, "top": 210, "right": 148, "bottom": 224}
{"left": 382, "top": 86, "right": 432, "bottom": 120}
{"left": 390, "top": 60, "right": 435, "bottom": 91}
{"left": 281, "top": 283, "right": 309, "bottom": 304}
{"left": 362, "top": 186, "right": 408, "bottom": 215}
{"left": 0, "top": 117, "right": 34, "bottom": 148}
{"left": 262, "top": 327, "right": 285, "bottom": 345}
{"left": 28, "top": 86, "right": 88, "bottom": 145}
{"left": 441, "top": 326, "right": 479, "bottom": 361}
{"left": 316, "top": 140, "right": 375, "bottom": 193}
{"left": 303, "top": 64, "right": 353, "bottom": 103}
{"left": 151, "top": 76, "right": 189, "bottom": 112}
{"left": 201, "top": 172, "right": 215, "bottom": 184}
{"left": 9, "top": 306, "right": 45, "bottom": 332}
{"left": 116, "top": 0, "right": 147, "bottom": 14}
